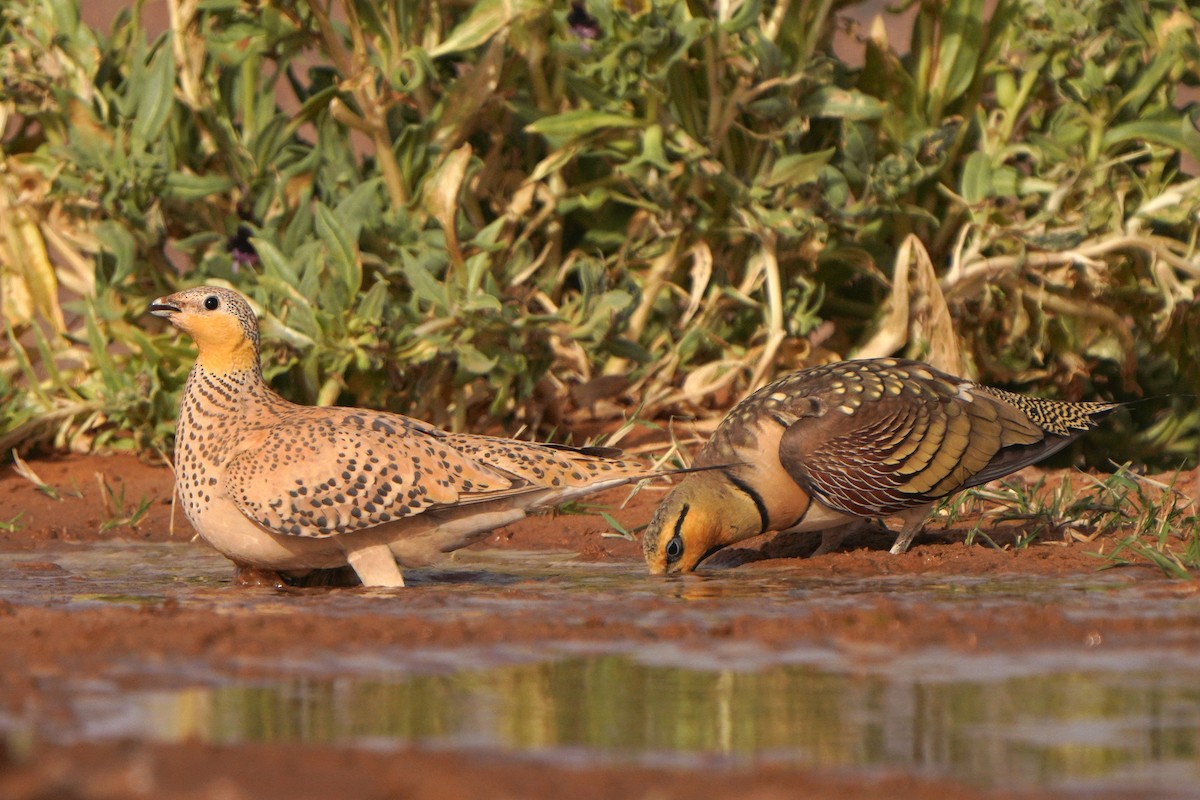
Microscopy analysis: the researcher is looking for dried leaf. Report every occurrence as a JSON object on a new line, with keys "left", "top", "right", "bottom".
{"left": 0, "top": 189, "right": 64, "bottom": 331}
{"left": 422, "top": 144, "right": 474, "bottom": 270}
{"left": 856, "top": 234, "right": 966, "bottom": 376}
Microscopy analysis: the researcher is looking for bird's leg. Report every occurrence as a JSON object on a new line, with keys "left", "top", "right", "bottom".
{"left": 340, "top": 535, "right": 406, "bottom": 588}
{"left": 809, "top": 523, "right": 854, "bottom": 557}
{"left": 889, "top": 507, "right": 931, "bottom": 554}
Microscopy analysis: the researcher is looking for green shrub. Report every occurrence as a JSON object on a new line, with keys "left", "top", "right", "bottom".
{"left": 1, "top": 0, "right": 1197, "bottom": 467}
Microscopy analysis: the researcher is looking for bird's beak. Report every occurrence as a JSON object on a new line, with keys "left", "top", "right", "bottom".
{"left": 148, "top": 297, "right": 180, "bottom": 317}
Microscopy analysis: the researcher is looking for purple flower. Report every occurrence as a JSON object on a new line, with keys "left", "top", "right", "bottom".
{"left": 226, "top": 225, "right": 259, "bottom": 270}
{"left": 568, "top": 1, "right": 601, "bottom": 40}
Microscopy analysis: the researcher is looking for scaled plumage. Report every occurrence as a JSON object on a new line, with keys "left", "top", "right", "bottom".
{"left": 642, "top": 358, "right": 1117, "bottom": 575}
{"left": 150, "top": 286, "right": 655, "bottom": 588}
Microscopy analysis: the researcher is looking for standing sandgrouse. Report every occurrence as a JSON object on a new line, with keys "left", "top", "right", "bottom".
{"left": 642, "top": 358, "right": 1117, "bottom": 575}
{"left": 149, "top": 286, "right": 657, "bottom": 588}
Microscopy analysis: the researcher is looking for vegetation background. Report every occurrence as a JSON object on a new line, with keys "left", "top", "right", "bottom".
{"left": 2, "top": 0, "right": 1198, "bottom": 474}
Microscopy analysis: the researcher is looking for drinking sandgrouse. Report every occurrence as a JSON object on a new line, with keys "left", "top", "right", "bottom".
{"left": 642, "top": 358, "right": 1117, "bottom": 574}
{"left": 150, "top": 286, "right": 657, "bottom": 588}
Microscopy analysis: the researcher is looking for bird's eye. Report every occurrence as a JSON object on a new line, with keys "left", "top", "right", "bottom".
{"left": 204, "top": 296, "right": 220, "bottom": 310}
{"left": 665, "top": 535, "right": 683, "bottom": 562}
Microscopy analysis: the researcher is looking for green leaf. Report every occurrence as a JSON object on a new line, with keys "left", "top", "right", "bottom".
{"left": 798, "top": 88, "right": 886, "bottom": 121}
{"left": 253, "top": 238, "right": 300, "bottom": 286}
{"left": 991, "top": 165, "right": 1018, "bottom": 197}
{"left": 1116, "top": 49, "right": 1176, "bottom": 117}
{"left": 30, "top": 321, "right": 78, "bottom": 399}
{"left": 763, "top": 149, "right": 834, "bottom": 188}
{"left": 84, "top": 303, "right": 120, "bottom": 391}
{"left": 526, "top": 110, "right": 645, "bottom": 145}
{"left": 131, "top": 41, "right": 176, "bottom": 145}
{"left": 960, "top": 151, "right": 992, "bottom": 204}
{"left": 315, "top": 202, "right": 361, "bottom": 295}
{"left": 403, "top": 259, "right": 449, "bottom": 311}
{"left": 1103, "top": 118, "right": 1200, "bottom": 163}
{"left": 720, "top": 0, "right": 762, "bottom": 34}
{"left": 163, "top": 172, "right": 237, "bottom": 201}
{"left": 293, "top": 241, "right": 326, "bottom": 302}
{"left": 48, "top": 0, "right": 81, "bottom": 35}
{"left": 333, "top": 179, "right": 383, "bottom": 242}
{"left": 257, "top": 275, "right": 319, "bottom": 340}
{"left": 281, "top": 197, "right": 316, "bottom": 256}
{"left": 455, "top": 343, "right": 497, "bottom": 375}
{"left": 95, "top": 222, "right": 137, "bottom": 285}
{"left": 462, "top": 292, "right": 503, "bottom": 313}
{"left": 355, "top": 280, "right": 389, "bottom": 325}
{"left": 931, "top": 0, "right": 984, "bottom": 109}
{"left": 604, "top": 336, "right": 652, "bottom": 363}
{"left": 429, "top": 0, "right": 539, "bottom": 58}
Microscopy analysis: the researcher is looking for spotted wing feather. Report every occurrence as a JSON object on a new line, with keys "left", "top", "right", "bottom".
{"left": 753, "top": 359, "right": 1113, "bottom": 517}
{"left": 223, "top": 408, "right": 537, "bottom": 538}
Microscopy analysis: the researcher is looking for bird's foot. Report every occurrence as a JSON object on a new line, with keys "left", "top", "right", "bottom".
{"left": 233, "top": 564, "right": 364, "bottom": 588}
{"left": 287, "top": 566, "right": 362, "bottom": 587}
{"left": 233, "top": 565, "right": 289, "bottom": 588}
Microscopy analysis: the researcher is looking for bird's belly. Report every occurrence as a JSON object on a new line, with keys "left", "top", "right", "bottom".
{"left": 779, "top": 500, "right": 858, "bottom": 533}
{"left": 383, "top": 505, "right": 530, "bottom": 566}
{"left": 186, "top": 497, "right": 348, "bottom": 571}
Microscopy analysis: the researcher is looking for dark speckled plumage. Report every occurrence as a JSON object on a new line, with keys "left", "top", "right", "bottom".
{"left": 150, "top": 286, "right": 655, "bottom": 587}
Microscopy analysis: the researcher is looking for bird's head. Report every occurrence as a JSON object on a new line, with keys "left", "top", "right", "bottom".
{"left": 149, "top": 286, "right": 261, "bottom": 373}
{"left": 642, "top": 470, "right": 763, "bottom": 575}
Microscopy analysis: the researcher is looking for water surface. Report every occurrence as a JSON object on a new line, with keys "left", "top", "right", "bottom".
{"left": 4, "top": 543, "right": 1199, "bottom": 798}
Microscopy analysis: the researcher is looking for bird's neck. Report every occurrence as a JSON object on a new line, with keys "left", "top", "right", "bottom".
{"left": 179, "top": 355, "right": 286, "bottom": 444}
{"left": 195, "top": 338, "right": 260, "bottom": 376}
{"left": 682, "top": 470, "right": 769, "bottom": 548}
{"left": 711, "top": 475, "right": 771, "bottom": 544}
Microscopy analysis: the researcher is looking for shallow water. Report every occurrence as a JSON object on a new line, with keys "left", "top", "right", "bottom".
{"left": 4, "top": 543, "right": 1200, "bottom": 797}
{"left": 57, "top": 650, "right": 1200, "bottom": 795}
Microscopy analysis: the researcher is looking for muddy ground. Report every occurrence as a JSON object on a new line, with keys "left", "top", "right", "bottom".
{"left": 1, "top": 453, "right": 1198, "bottom": 800}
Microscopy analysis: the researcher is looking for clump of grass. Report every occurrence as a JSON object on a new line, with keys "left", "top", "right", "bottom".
{"left": 935, "top": 464, "right": 1200, "bottom": 574}
{"left": 94, "top": 473, "right": 153, "bottom": 534}
{"left": 1095, "top": 471, "right": 1200, "bottom": 578}
{"left": 975, "top": 474, "right": 1129, "bottom": 547}
{"left": 0, "top": 513, "right": 23, "bottom": 533}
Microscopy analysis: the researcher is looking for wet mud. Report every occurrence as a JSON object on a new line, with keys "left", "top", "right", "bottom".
{"left": 2, "top": 453, "right": 1199, "bottom": 799}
